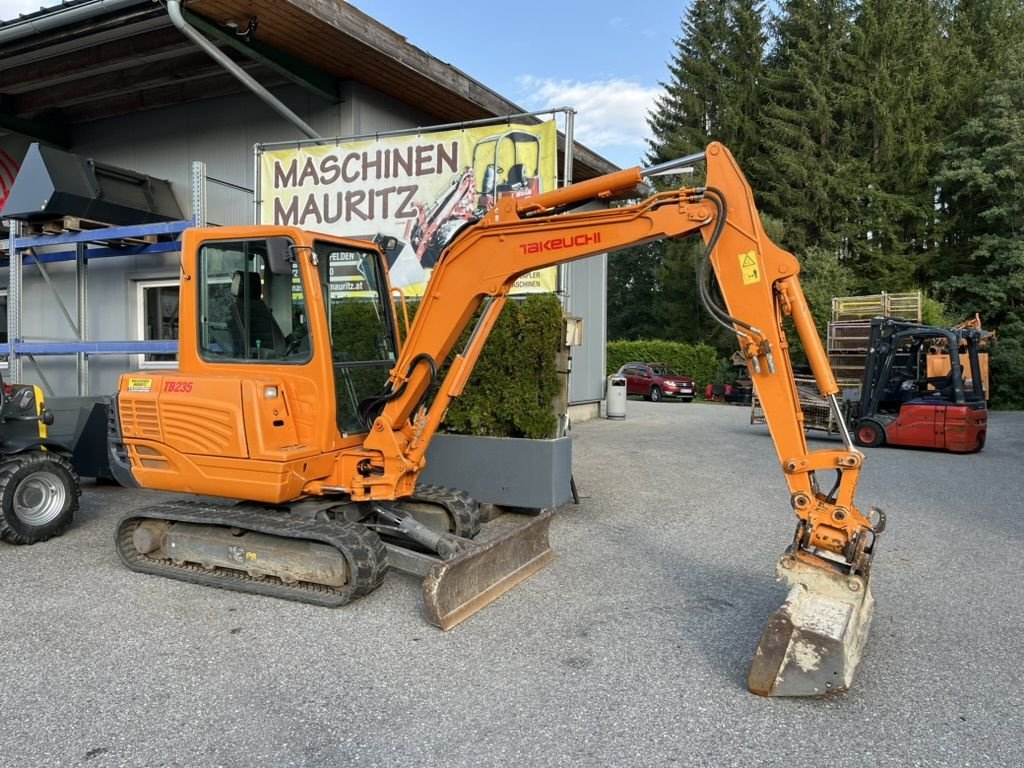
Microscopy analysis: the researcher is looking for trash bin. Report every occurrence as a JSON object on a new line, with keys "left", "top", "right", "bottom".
{"left": 606, "top": 374, "right": 627, "bottom": 419}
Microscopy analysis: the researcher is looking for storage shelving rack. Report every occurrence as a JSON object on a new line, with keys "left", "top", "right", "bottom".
{"left": 2, "top": 220, "right": 189, "bottom": 396}
{"left": 0, "top": 161, "right": 227, "bottom": 397}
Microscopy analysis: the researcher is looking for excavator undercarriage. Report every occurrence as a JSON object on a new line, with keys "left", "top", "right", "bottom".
{"left": 114, "top": 483, "right": 553, "bottom": 629}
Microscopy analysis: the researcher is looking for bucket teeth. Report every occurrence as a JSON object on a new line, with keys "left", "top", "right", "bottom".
{"left": 748, "top": 556, "right": 875, "bottom": 697}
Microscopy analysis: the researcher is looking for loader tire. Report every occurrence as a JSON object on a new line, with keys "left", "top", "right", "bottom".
{"left": 0, "top": 451, "right": 81, "bottom": 545}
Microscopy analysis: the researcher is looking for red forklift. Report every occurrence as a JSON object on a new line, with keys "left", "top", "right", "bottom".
{"left": 850, "top": 317, "right": 988, "bottom": 452}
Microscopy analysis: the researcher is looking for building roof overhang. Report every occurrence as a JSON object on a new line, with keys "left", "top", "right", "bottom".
{"left": 0, "top": 0, "right": 618, "bottom": 178}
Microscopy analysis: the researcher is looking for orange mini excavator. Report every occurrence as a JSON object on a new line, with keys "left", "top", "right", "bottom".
{"left": 109, "top": 143, "right": 884, "bottom": 697}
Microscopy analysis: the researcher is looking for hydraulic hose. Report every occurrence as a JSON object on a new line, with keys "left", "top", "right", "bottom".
{"left": 695, "top": 187, "right": 761, "bottom": 341}
{"left": 357, "top": 353, "right": 437, "bottom": 430}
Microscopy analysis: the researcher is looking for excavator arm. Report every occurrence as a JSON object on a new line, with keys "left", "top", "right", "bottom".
{"left": 350, "top": 142, "right": 881, "bottom": 696}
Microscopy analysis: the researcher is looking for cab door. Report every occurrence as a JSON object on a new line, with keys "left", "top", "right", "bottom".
{"left": 314, "top": 241, "right": 400, "bottom": 438}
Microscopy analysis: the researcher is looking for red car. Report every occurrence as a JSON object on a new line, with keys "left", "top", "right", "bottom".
{"left": 617, "top": 362, "right": 696, "bottom": 402}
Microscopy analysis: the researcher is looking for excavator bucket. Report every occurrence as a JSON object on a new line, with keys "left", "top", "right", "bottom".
{"left": 748, "top": 556, "right": 875, "bottom": 697}
{"left": 420, "top": 509, "right": 555, "bottom": 630}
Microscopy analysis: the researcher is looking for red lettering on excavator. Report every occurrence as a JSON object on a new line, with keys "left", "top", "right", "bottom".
{"left": 519, "top": 232, "right": 602, "bottom": 255}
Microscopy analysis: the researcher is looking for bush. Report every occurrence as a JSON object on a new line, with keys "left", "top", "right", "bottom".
{"left": 607, "top": 339, "right": 720, "bottom": 393}
{"left": 402, "top": 294, "right": 564, "bottom": 438}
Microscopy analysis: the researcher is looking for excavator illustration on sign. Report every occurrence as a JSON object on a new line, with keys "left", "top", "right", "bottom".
{"left": 406, "top": 130, "right": 543, "bottom": 269}
{"left": 472, "top": 130, "right": 542, "bottom": 209}
{"left": 108, "top": 143, "right": 883, "bottom": 697}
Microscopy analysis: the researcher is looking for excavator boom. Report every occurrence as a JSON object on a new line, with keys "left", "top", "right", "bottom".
{"left": 111, "top": 142, "right": 881, "bottom": 696}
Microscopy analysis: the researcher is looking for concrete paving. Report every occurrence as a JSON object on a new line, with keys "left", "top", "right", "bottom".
{"left": 1, "top": 401, "right": 1021, "bottom": 767}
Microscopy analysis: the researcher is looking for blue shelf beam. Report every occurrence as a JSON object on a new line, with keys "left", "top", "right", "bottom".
{"left": 0, "top": 341, "right": 178, "bottom": 356}
{"left": 12, "top": 241, "right": 183, "bottom": 264}
{"left": 12, "top": 220, "right": 191, "bottom": 249}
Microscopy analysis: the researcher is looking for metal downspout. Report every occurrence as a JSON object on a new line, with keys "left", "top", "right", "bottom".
{"left": 165, "top": 0, "right": 321, "bottom": 140}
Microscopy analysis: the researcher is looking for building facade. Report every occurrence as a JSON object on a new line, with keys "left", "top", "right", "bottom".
{"left": 0, "top": 0, "right": 614, "bottom": 413}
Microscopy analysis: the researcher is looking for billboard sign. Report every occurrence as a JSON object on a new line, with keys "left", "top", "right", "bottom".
{"left": 259, "top": 121, "right": 558, "bottom": 295}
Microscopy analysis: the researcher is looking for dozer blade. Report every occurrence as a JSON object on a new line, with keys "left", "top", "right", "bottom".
{"left": 421, "top": 509, "right": 555, "bottom": 630}
{"left": 748, "top": 555, "right": 875, "bottom": 697}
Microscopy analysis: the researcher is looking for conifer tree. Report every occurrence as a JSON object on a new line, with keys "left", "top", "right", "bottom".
{"left": 636, "top": 0, "right": 767, "bottom": 348}
{"left": 935, "top": 37, "right": 1024, "bottom": 328}
{"left": 844, "top": 0, "right": 948, "bottom": 289}
{"left": 756, "top": 0, "right": 857, "bottom": 257}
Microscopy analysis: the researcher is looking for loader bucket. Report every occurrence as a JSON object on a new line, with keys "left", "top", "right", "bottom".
{"left": 422, "top": 509, "right": 555, "bottom": 630}
{"left": 748, "top": 555, "right": 875, "bottom": 697}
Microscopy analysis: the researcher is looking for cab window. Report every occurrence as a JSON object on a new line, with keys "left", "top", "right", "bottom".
{"left": 197, "top": 238, "right": 310, "bottom": 363}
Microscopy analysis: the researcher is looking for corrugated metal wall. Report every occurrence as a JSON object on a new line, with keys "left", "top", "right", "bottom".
{"left": 564, "top": 256, "right": 607, "bottom": 403}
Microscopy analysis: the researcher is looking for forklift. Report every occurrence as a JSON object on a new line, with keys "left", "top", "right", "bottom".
{"left": 850, "top": 317, "right": 988, "bottom": 452}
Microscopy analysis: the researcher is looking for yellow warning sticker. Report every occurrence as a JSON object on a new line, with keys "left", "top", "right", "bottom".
{"left": 127, "top": 377, "right": 153, "bottom": 393}
{"left": 738, "top": 250, "right": 760, "bottom": 285}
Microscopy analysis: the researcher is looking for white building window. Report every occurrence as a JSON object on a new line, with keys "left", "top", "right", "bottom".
{"left": 137, "top": 279, "right": 179, "bottom": 368}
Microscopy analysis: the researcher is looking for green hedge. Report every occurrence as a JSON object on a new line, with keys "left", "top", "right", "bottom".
{"left": 401, "top": 294, "right": 564, "bottom": 439}
{"left": 606, "top": 339, "right": 720, "bottom": 394}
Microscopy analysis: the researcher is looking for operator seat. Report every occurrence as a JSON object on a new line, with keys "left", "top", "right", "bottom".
{"left": 506, "top": 163, "right": 527, "bottom": 187}
{"left": 229, "top": 271, "right": 286, "bottom": 359}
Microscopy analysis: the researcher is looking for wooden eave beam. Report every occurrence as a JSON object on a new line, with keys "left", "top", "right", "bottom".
{"left": 182, "top": 8, "right": 340, "bottom": 104}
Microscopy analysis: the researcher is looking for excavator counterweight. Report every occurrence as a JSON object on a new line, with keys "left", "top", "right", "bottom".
{"left": 110, "top": 142, "right": 882, "bottom": 696}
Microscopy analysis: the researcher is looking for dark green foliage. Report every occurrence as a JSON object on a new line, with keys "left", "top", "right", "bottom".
{"left": 646, "top": 0, "right": 768, "bottom": 163}
{"left": 934, "top": 36, "right": 1024, "bottom": 329}
{"left": 638, "top": 0, "right": 1024, "bottom": 409}
{"left": 990, "top": 319, "right": 1024, "bottom": 410}
{"left": 330, "top": 300, "right": 388, "bottom": 361}
{"left": 606, "top": 340, "right": 720, "bottom": 393}
{"left": 795, "top": 246, "right": 857, "bottom": 342}
{"left": 843, "top": 0, "right": 948, "bottom": 287}
{"left": 426, "top": 294, "right": 563, "bottom": 439}
{"left": 756, "top": 0, "right": 859, "bottom": 257}
{"left": 606, "top": 240, "right": 664, "bottom": 340}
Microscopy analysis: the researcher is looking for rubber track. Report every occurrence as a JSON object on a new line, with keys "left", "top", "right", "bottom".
{"left": 407, "top": 484, "right": 481, "bottom": 538}
{"left": 116, "top": 501, "right": 388, "bottom": 606}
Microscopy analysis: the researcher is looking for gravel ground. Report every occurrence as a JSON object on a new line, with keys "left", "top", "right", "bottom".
{"left": 1, "top": 402, "right": 1021, "bottom": 768}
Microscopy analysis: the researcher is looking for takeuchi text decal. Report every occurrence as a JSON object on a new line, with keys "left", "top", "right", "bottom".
{"left": 259, "top": 121, "right": 559, "bottom": 295}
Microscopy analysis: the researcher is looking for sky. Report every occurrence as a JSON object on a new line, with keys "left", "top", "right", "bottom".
{"left": 346, "top": 2, "right": 685, "bottom": 167}
{"left": 1, "top": 0, "right": 686, "bottom": 167}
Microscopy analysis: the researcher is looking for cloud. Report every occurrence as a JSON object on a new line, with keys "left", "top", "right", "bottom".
{"left": 514, "top": 76, "right": 661, "bottom": 166}
{"left": 1, "top": 1, "right": 48, "bottom": 21}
